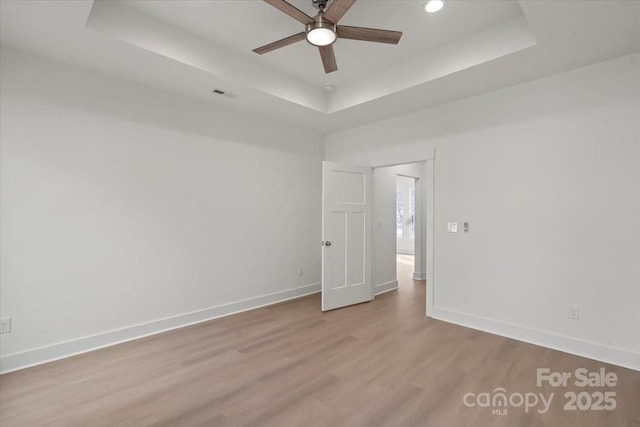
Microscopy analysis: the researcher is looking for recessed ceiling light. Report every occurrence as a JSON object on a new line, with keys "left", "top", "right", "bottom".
{"left": 424, "top": 0, "right": 444, "bottom": 13}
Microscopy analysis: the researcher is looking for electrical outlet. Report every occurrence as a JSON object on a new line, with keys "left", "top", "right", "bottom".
{"left": 297, "top": 267, "right": 304, "bottom": 277}
{"left": 568, "top": 305, "right": 580, "bottom": 320}
{"left": 0, "top": 317, "right": 11, "bottom": 334}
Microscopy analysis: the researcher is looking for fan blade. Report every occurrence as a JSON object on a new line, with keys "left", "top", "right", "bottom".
{"left": 319, "top": 45, "right": 337, "bottom": 73}
{"left": 264, "top": 0, "right": 314, "bottom": 24}
{"left": 337, "top": 25, "right": 402, "bottom": 44}
{"left": 253, "top": 32, "right": 306, "bottom": 54}
{"left": 323, "top": 0, "right": 356, "bottom": 24}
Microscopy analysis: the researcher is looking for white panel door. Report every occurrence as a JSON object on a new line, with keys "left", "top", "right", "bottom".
{"left": 322, "top": 161, "right": 372, "bottom": 311}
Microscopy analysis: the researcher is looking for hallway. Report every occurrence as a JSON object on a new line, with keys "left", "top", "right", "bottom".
{"left": 396, "top": 253, "right": 424, "bottom": 295}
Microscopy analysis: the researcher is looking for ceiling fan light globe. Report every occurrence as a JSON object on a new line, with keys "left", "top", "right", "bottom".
{"left": 305, "top": 20, "right": 337, "bottom": 46}
{"left": 307, "top": 28, "right": 336, "bottom": 46}
{"left": 424, "top": 0, "right": 444, "bottom": 13}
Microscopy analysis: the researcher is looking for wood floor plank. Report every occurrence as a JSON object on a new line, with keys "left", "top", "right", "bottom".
{"left": 1, "top": 258, "right": 639, "bottom": 426}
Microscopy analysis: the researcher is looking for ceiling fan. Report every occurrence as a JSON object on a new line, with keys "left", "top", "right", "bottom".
{"left": 253, "top": 0, "right": 403, "bottom": 74}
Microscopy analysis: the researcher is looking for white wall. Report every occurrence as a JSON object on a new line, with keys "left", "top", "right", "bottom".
{"left": 0, "top": 48, "right": 324, "bottom": 372}
{"left": 326, "top": 52, "right": 640, "bottom": 370}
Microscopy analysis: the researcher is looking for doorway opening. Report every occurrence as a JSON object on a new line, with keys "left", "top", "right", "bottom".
{"left": 371, "top": 161, "right": 428, "bottom": 299}
{"left": 320, "top": 158, "right": 434, "bottom": 316}
{"left": 395, "top": 172, "right": 423, "bottom": 290}
{"left": 396, "top": 175, "right": 416, "bottom": 257}
{"left": 396, "top": 175, "right": 418, "bottom": 288}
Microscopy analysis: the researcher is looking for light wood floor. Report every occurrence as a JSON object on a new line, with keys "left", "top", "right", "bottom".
{"left": 1, "top": 259, "right": 639, "bottom": 426}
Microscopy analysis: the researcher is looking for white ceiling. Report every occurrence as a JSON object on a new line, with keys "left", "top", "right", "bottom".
{"left": 1, "top": 0, "right": 640, "bottom": 133}
{"left": 120, "top": 0, "right": 526, "bottom": 87}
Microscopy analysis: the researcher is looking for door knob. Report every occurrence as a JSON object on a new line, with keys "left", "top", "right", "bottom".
{"left": 325, "top": 241, "right": 332, "bottom": 246}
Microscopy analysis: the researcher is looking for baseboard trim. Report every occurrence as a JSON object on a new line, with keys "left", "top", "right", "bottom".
{"left": 374, "top": 280, "right": 399, "bottom": 296}
{"left": 413, "top": 271, "right": 426, "bottom": 280}
{"left": 0, "top": 283, "right": 321, "bottom": 374}
{"left": 430, "top": 306, "right": 640, "bottom": 372}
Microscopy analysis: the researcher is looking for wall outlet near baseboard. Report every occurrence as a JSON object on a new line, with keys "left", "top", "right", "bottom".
{"left": 0, "top": 317, "right": 11, "bottom": 334}
{"left": 297, "top": 267, "right": 304, "bottom": 277}
{"left": 568, "top": 305, "right": 580, "bottom": 320}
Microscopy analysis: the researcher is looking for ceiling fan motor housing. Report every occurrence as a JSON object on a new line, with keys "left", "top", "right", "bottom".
{"left": 312, "top": 0, "right": 331, "bottom": 10}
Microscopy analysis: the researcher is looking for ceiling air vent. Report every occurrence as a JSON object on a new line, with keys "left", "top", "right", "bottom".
{"left": 210, "top": 88, "right": 236, "bottom": 98}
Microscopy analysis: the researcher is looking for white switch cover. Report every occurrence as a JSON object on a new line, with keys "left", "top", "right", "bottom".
{"left": 0, "top": 317, "right": 11, "bottom": 334}
{"left": 568, "top": 305, "right": 580, "bottom": 320}
{"left": 447, "top": 222, "right": 458, "bottom": 233}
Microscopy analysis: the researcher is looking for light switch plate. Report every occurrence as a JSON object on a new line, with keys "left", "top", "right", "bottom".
{"left": 568, "top": 305, "right": 580, "bottom": 320}
{"left": 447, "top": 222, "right": 458, "bottom": 233}
{"left": 0, "top": 317, "right": 11, "bottom": 334}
